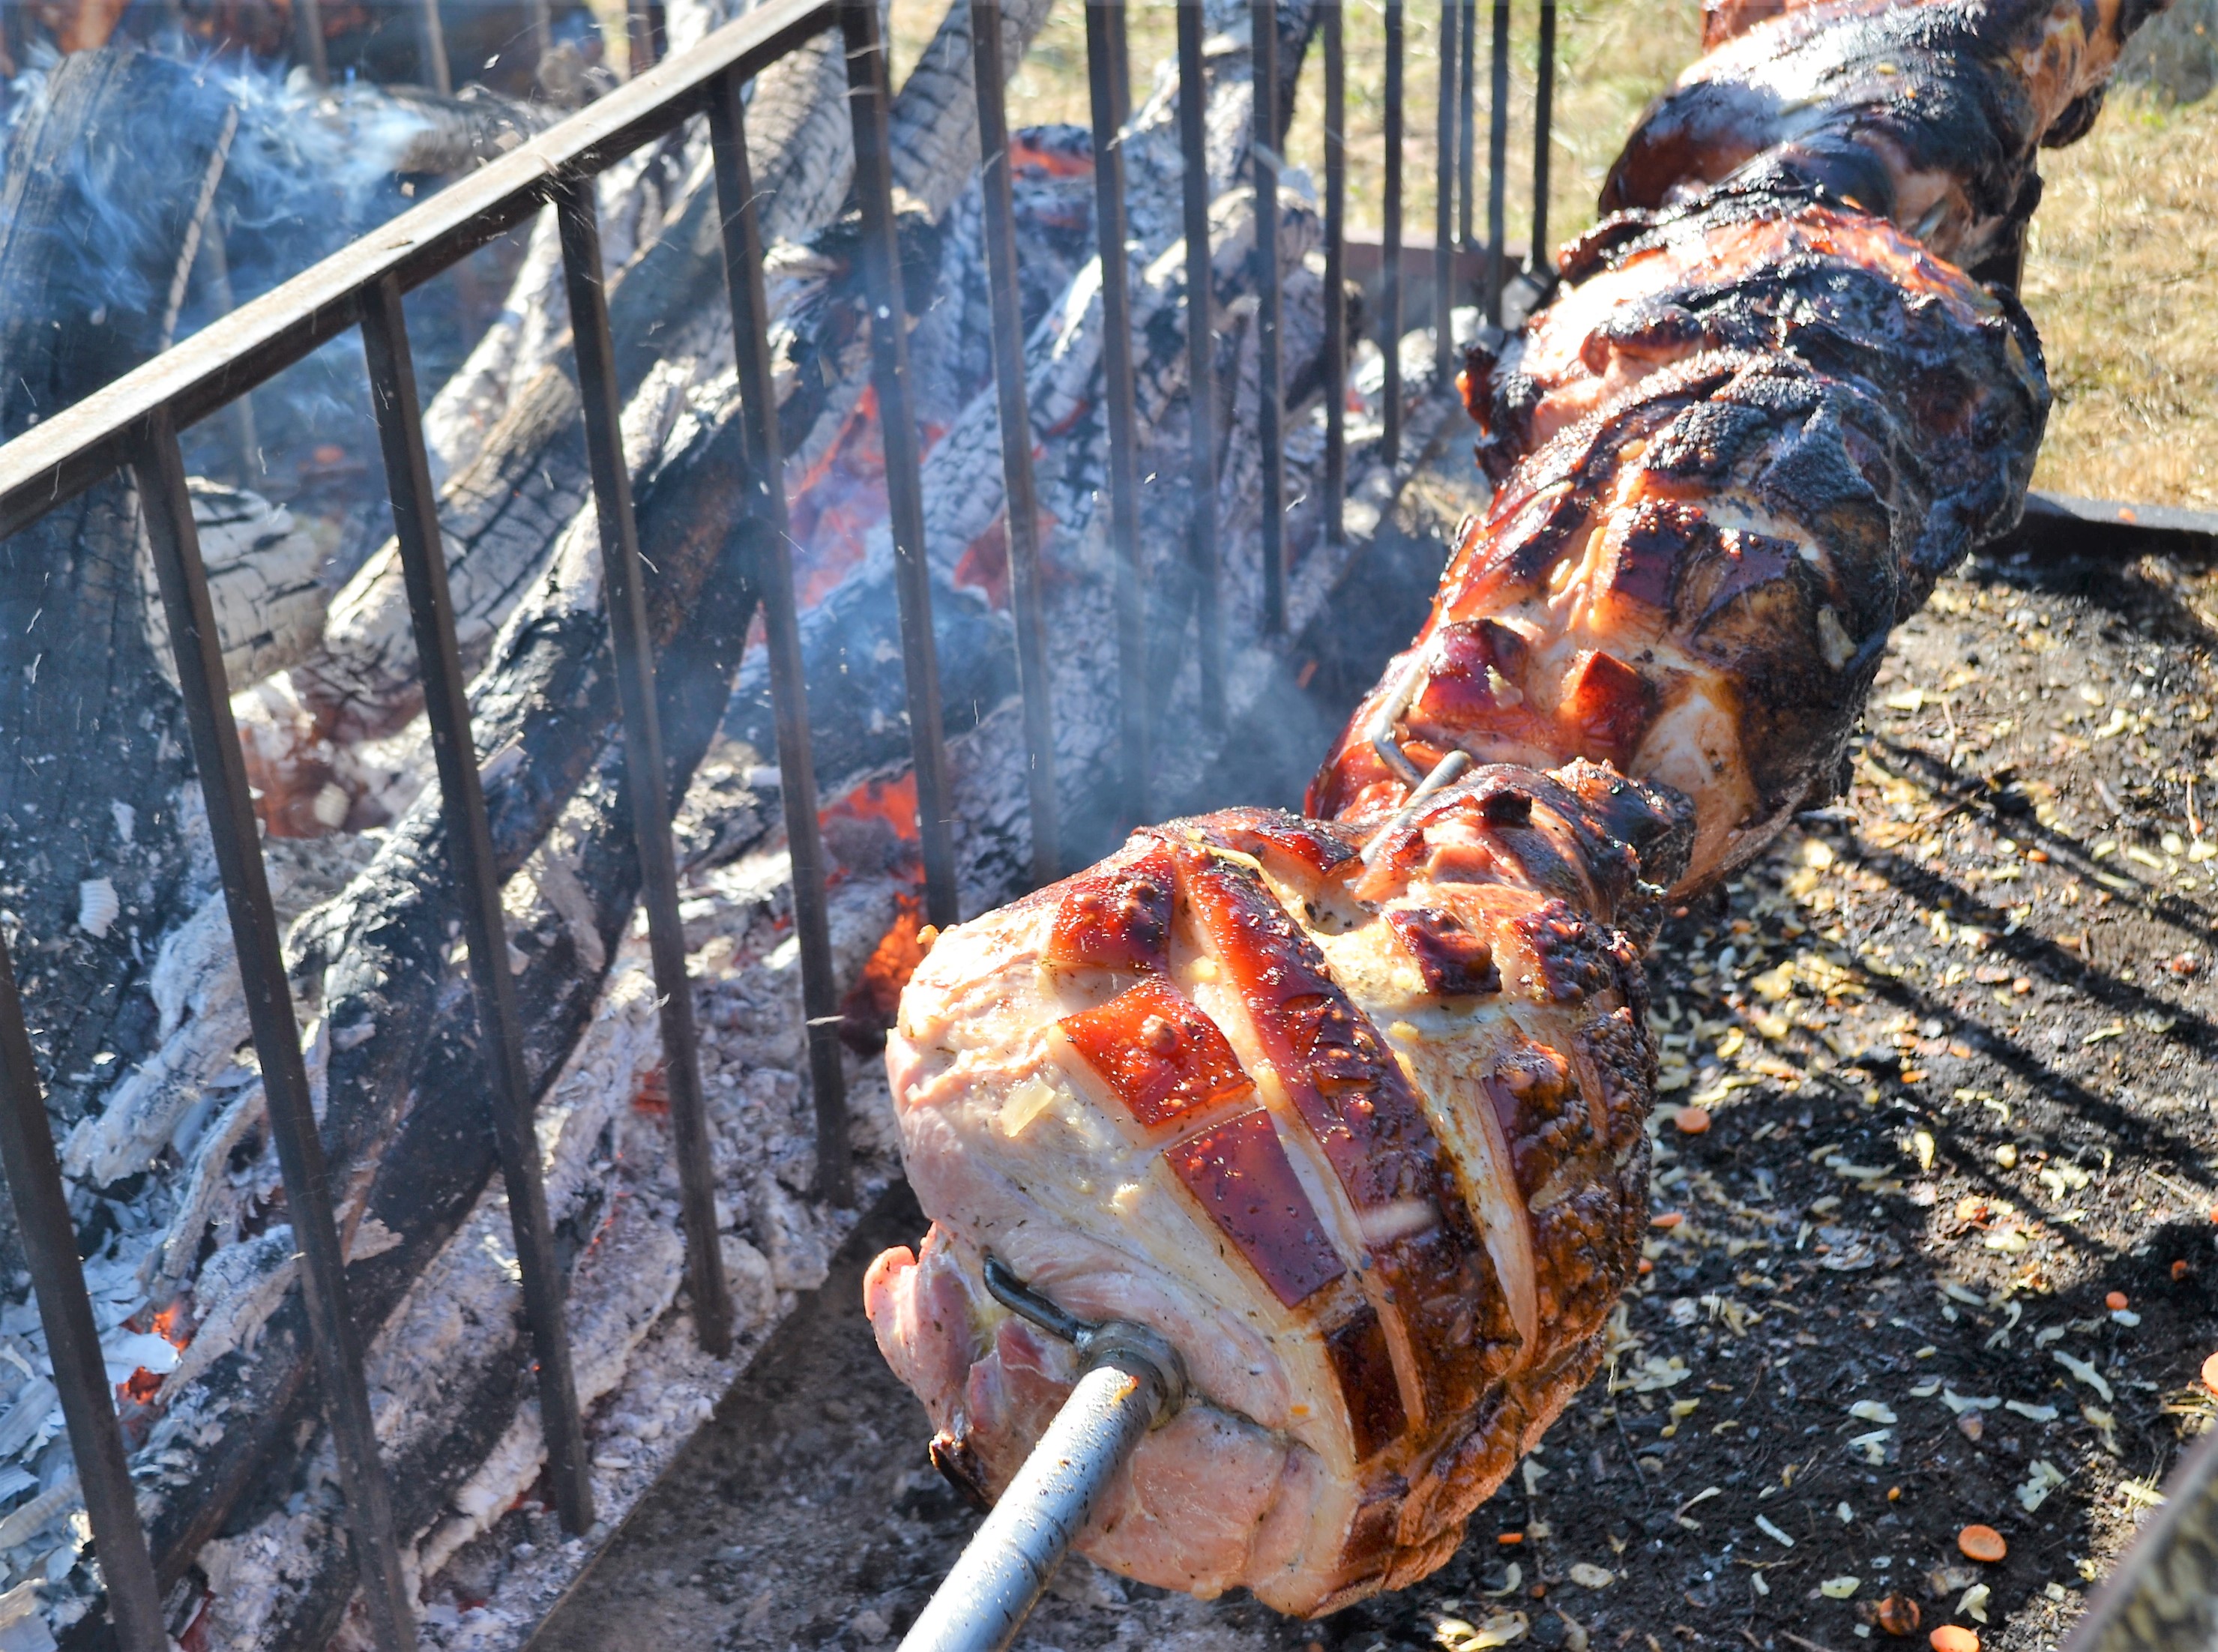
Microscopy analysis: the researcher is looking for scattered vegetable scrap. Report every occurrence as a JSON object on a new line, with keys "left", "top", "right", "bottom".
{"left": 1930, "top": 1626, "right": 1980, "bottom": 1652}
{"left": 1957, "top": 1524, "right": 2007, "bottom": 1564}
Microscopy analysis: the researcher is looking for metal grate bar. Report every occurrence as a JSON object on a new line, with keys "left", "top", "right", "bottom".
{"left": 358, "top": 274, "right": 608, "bottom": 1518}
{"left": 552, "top": 175, "right": 741, "bottom": 1351}
{"left": 293, "top": 0, "right": 328, "bottom": 83}
{"left": 1382, "top": 0, "right": 1405, "bottom": 461}
{"left": 130, "top": 410, "right": 416, "bottom": 1652}
{"left": 969, "top": 0, "right": 1067, "bottom": 882}
{"left": 1175, "top": 0, "right": 1227, "bottom": 726}
{"left": 1533, "top": 0, "right": 1555, "bottom": 270}
{"left": 1322, "top": 0, "right": 1348, "bottom": 549}
{"left": 1085, "top": 0, "right": 1151, "bottom": 819}
{"left": 705, "top": 65, "right": 855, "bottom": 1206}
{"left": 1457, "top": 0, "right": 1477, "bottom": 251}
{"left": 418, "top": 0, "right": 453, "bottom": 95}
{"left": 842, "top": 0, "right": 964, "bottom": 928}
{"left": 0, "top": 935, "right": 166, "bottom": 1652}
{"left": 1251, "top": 0, "right": 1287, "bottom": 636}
{"left": 1484, "top": 0, "right": 1510, "bottom": 325}
{"left": 1433, "top": 0, "right": 1457, "bottom": 385}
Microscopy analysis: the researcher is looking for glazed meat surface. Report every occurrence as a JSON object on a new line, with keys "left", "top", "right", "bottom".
{"left": 870, "top": 768, "right": 1688, "bottom": 1611}
{"left": 869, "top": 0, "right": 2166, "bottom": 1621}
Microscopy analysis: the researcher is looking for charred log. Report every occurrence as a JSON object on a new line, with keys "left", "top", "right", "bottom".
{"left": 0, "top": 49, "right": 236, "bottom": 1192}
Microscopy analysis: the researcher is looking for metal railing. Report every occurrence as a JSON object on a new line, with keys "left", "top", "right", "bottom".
{"left": 0, "top": 1, "right": 1561, "bottom": 1645}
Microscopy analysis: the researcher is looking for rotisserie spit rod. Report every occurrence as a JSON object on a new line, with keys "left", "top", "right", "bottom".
{"left": 873, "top": 0, "right": 2166, "bottom": 1624}
{"left": 899, "top": 1264, "right": 1187, "bottom": 1652}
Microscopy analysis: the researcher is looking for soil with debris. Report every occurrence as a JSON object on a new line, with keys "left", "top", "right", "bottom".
{"left": 525, "top": 454, "right": 2218, "bottom": 1652}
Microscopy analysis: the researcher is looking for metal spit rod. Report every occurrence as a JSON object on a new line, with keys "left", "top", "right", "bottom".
{"left": 899, "top": 1264, "right": 1187, "bottom": 1652}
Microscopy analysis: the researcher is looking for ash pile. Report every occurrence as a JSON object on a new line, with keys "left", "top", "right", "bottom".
{"left": 0, "top": 0, "right": 1468, "bottom": 1645}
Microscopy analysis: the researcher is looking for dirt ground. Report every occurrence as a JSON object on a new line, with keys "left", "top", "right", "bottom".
{"left": 520, "top": 417, "right": 2218, "bottom": 1652}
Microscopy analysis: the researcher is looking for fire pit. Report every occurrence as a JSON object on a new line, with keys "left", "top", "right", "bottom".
{"left": 1, "top": 2, "right": 2215, "bottom": 1650}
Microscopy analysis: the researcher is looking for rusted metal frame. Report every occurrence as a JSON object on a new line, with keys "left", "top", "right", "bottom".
{"left": 552, "top": 176, "right": 744, "bottom": 1344}
{"left": 1531, "top": 0, "right": 1555, "bottom": 271}
{"left": 1175, "top": 0, "right": 1227, "bottom": 727}
{"left": 1432, "top": 0, "right": 1456, "bottom": 387}
{"left": 1382, "top": 0, "right": 1405, "bottom": 461}
{"left": 704, "top": 67, "right": 855, "bottom": 1205}
{"left": 292, "top": 0, "right": 328, "bottom": 83}
{"left": 130, "top": 411, "right": 416, "bottom": 1652}
{"left": 1483, "top": 0, "right": 1509, "bottom": 325}
{"left": 842, "top": 0, "right": 964, "bottom": 927}
{"left": 969, "top": 0, "right": 1067, "bottom": 881}
{"left": 1085, "top": 0, "right": 1152, "bottom": 819}
{"left": 419, "top": 0, "right": 453, "bottom": 95}
{"left": 1456, "top": 0, "right": 1476, "bottom": 251}
{"left": 0, "top": 937, "right": 166, "bottom": 1652}
{"left": 357, "top": 276, "right": 610, "bottom": 1521}
{"left": 1251, "top": 0, "right": 1287, "bottom": 635}
{"left": 1322, "top": 0, "right": 1347, "bottom": 548}
{"left": 0, "top": 0, "right": 837, "bottom": 542}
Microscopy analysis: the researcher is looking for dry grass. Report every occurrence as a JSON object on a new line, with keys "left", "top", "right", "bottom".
{"left": 884, "top": 0, "right": 2218, "bottom": 512}
{"left": 2024, "top": 85, "right": 2218, "bottom": 509}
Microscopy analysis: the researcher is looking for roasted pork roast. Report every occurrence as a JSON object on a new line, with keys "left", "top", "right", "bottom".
{"left": 868, "top": 0, "right": 2160, "bottom": 1615}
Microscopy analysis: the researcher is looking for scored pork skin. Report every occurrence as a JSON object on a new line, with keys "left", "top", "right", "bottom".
{"left": 867, "top": 764, "right": 1688, "bottom": 1614}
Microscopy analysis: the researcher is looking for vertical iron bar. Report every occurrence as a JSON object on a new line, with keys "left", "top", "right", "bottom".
{"left": 706, "top": 69, "right": 853, "bottom": 1205}
{"left": 1382, "top": 0, "right": 1404, "bottom": 462}
{"left": 627, "top": 0, "right": 663, "bottom": 73}
{"left": 527, "top": 0, "right": 554, "bottom": 79}
{"left": 358, "top": 277, "right": 618, "bottom": 1513}
{"left": 1084, "top": 0, "right": 1151, "bottom": 819}
{"left": 1175, "top": 0, "right": 1226, "bottom": 726}
{"left": 1531, "top": 0, "right": 1555, "bottom": 273}
{"left": 0, "top": 935, "right": 166, "bottom": 1652}
{"left": 842, "top": 0, "right": 962, "bottom": 926}
{"left": 1484, "top": 0, "right": 1509, "bottom": 325}
{"left": 292, "top": 0, "right": 328, "bottom": 83}
{"left": 419, "top": 0, "right": 452, "bottom": 96}
{"left": 1251, "top": 0, "right": 1285, "bottom": 634}
{"left": 1432, "top": 0, "right": 1456, "bottom": 388}
{"left": 968, "top": 0, "right": 1065, "bottom": 882}
{"left": 131, "top": 411, "right": 415, "bottom": 1652}
{"left": 1322, "top": 0, "right": 1346, "bottom": 548}
{"left": 1456, "top": 0, "right": 1476, "bottom": 251}
{"left": 553, "top": 184, "right": 754, "bottom": 1342}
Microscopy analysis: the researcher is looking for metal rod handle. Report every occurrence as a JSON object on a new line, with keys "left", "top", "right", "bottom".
{"left": 897, "top": 1351, "right": 1171, "bottom": 1652}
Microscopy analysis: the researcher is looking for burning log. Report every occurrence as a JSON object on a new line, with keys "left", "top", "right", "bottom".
{"left": 289, "top": 0, "right": 1056, "bottom": 790}
{"left": 0, "top": 50, "right": 244, "bottom": 1248}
